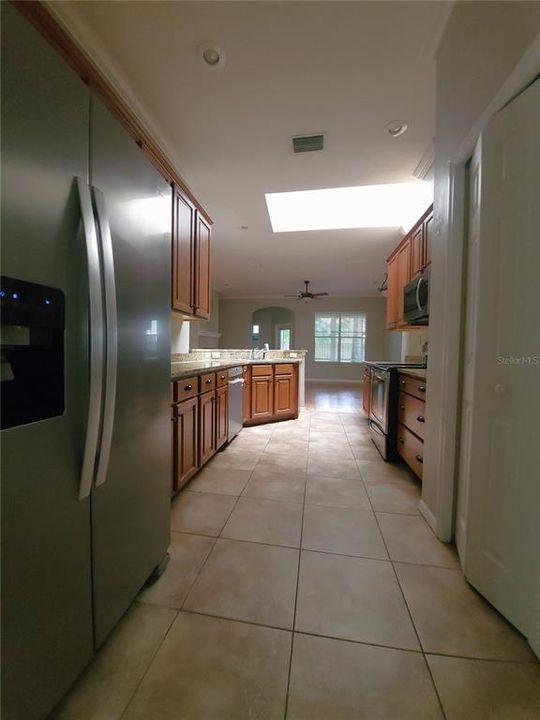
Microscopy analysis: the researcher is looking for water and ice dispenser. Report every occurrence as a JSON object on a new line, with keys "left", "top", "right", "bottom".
{"left": 1, "top": 276, "right": 65, "bottom": 430}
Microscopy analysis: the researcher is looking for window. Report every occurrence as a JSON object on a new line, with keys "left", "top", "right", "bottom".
{"left": 314, "top": 313, "right": 366, "bottom": 363}
{"left": 279, "top": 328, "right": 291, "bottom": 350}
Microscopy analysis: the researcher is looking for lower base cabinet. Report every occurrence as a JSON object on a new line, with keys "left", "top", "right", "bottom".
{"left": 245, "top": 363, "right": 299, "bottom": 425}
{"left": 172, "top": 397, "right": 199, "bottom": 493}
{"left": 199, "top": 389, "right": 216, "bottom": 466}
{"left": 216, "top": 384, "right": 228, "bottom": 450}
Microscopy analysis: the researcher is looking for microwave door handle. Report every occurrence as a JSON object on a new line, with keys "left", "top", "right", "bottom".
{"left": 76, "top": 178, "right": 104, "bottom": 501}
{"left": 415, "top": 277, "right": 423, "bottom": 313}
{"left": 92, "top": 187, "right": 118, "bottom": 488}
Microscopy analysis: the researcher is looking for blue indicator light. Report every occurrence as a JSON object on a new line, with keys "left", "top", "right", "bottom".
{"left": 12, "top": 292, "right": 19, "bottom": 300}
{"left": 45, "top": 299, "right": 51, "bottom": 305}
{"left": 0, "top": 291, "right": 5, "bottom": 298}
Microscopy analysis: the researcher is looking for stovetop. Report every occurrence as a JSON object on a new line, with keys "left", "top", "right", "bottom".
{"left": 366, "top": 361, "right": 427, "bottom": 371}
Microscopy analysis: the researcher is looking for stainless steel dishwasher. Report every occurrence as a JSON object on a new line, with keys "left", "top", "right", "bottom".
{"left": 227, "top": 366, "right": 244, "bottom": 442}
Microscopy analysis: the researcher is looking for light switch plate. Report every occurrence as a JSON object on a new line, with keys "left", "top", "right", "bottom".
{"left": 211, "top": 351, "right": 221, "bottom": 359}
{"left": 289, "top": 352, "right": 298, "bottom": 358}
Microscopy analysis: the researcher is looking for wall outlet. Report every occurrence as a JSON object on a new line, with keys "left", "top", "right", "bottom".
{"left": 289, "top": 352, "right": 298, "bottom": 358}
{"left": 211, "top": 351, "right": 221, "bottom": 359}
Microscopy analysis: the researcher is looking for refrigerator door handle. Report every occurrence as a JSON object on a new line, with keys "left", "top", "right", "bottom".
{"left": 76, "top": 178, "right": 104, "bottom": 500}
{"left": 92, "top": 187, "right": 118, "bottom": 488}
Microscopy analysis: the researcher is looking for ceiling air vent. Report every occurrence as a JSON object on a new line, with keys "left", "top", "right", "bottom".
{"left": 292, "top": 134, "right": 325, "bottom": 153}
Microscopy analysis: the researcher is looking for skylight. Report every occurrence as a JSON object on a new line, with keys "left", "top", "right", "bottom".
{"left": 265, "top": 181, "right": 433, "bottom": 233}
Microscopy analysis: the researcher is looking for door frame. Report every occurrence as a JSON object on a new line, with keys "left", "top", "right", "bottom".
{"left": 275, "top": 323, "right": 292, "bottom": 350}
{"left": 421, "top": 36, "right": 540, "bottom": 542}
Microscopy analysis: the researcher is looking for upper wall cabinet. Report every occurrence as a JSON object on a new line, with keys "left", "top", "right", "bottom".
{"left": 386, "top": 204, "right": 433, "bottom": 331}
{"left": 172, "top": 184, "right": 212, "bottom": 319}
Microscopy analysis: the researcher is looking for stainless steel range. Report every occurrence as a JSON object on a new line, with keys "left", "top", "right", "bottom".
{"left": 367, "top": 362, "right": 426, "bottom": 460}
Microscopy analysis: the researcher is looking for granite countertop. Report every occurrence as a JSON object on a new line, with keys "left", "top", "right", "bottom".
{"left": 398, "top": 368, "right": 427, "bottom": 380}
{"left": 171, "top": 357, "right": 301, "bottom": 380}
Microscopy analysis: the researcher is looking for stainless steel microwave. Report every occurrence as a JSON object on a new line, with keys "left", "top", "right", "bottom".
{"left": 403, "top": 268, "right": 429, "bottom": 325}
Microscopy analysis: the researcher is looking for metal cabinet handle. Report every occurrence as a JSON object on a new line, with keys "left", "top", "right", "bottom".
{"left": 92, "top": 187, "right": 118, "bottom": 489}
{"left": 417, "top": 415, "right": 425, "bottom": 423}
{"left": 76, "top": 178, "right": 104, "bottom": 501}
{"left": 206, "top": 379, "right": 212, "bottom": 384}
{"left": 418, "top": 385, "right": 426, "bottom": 392}
{"left": 398, "top": 437, "right": 405, "bottom": 444}
{"left": 401, "top": 379, "right": 406, "bottom": 385}
{"left": 185, "top": 384, "right": 193, "bottom": 391}
{"left": 400, "top": 405, "right": 405, "bottom": 410}
{"left": 416, "top": 454, "right": 423, "bottom": 463}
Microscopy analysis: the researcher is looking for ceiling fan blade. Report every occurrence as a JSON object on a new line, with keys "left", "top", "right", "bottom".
{"left": 284, "top": 294, "right": 300, "bottom": 298}
{"left": 311, "top": 292, "right": 329, "bottom": 297}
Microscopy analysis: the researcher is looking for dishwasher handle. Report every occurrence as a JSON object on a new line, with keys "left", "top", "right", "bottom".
{"left": 228, "top": 378, "right": 245, "bottom": 386}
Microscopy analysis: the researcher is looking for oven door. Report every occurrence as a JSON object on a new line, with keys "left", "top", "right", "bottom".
{"left": 369, "top": 369, "right": 389, "bottom": 433}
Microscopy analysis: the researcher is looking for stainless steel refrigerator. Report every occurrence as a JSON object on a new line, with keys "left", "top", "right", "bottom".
{"left": 1, "top": 6, "right": 172, "bottom": 719}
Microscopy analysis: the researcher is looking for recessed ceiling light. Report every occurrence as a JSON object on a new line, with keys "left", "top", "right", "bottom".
{"left": 199, "top": 44, "right": 226, "bottom": 68}
{"left": 265, "top": 182, "right": 432, "bottom": 233}
{"left": 387, "top": 121, "right": 408, "bottom": 137}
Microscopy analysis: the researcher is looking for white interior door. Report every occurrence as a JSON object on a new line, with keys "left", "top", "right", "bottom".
{"left": 459, "top": 79, "right": 540, "bottom": 654}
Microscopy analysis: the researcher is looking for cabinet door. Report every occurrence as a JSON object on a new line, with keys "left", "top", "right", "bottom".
{"left": 242, "top": 366, "right": 252, "bottom": 421}
{"left": 251, "top": 375, "right": 273, "bottom": 421}
{"left": 396, "top": 239, "right": 411, "bottom": 328}
{"left": 173, "top": 397, "right": 199, "bottom": 493}
{"left": 410, "top": 224, "right": 423, "bottom": 279}
{"left": 216, "top": 385, "right": 228, "bottom": 450}
{"left": 172, "top": 185, "right": 195, "bottom": 315}
{"left": 362, "top": 368, "right": 371, "bottom": 414}
{"left": 423, "top": 211, "right": 433, "bottom": 268}
{"left": 194, "top": 213, "right": 211, "bottom": 319}
{"left": 273, "top": 371, "right": 296, "bottom": 419}
{"left": 385, "top": 255, "right": 399, "bottom": 329}
{"left": 199, "top": 390, "right": 216, "bottom": 466}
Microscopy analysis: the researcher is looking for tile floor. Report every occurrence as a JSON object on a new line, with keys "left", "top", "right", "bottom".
{"left": 52, "top": 386, "right": 540, "bottom": 719}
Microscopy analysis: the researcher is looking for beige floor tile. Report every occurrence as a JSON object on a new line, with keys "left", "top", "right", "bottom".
{"left": 427, "top": 654, "right": 540, "bottom": 720}
{"left": 242, "top": 467, "right": 306, "bottom": 503}
{"left": 257, "top": 452, "right": 307, "bottom": 474}
{"left": 123, "top": 613, "right": 290, "bottom": 720}
{"left": 170, "top": 491, "right": 236, "bottom": 536}
{"left": 271, "top": 426, "right": 310, "bottom": 441}
{"left": 241, "top": 424, "right": 275, "bottom": 438}
{"left": 228, "top": 434, "right": 269, "bottom": 452}
{"left": 51, "top": 603, "right": 176, "bottom": 720}
{"left": 302, "top": 505, "right": 388, "bottom": 560}
{"left": 206, "top": 449, "right": 260, "bottom": 471}
{"left": 295, "top": 551, "right": 419, "bottom": 650}
{"left": 310, "top": 423, "right": 346, "bottom": 434}
{"left": 351, "top": 445, "right": 383, "bottom": 461}
{"left": 305, "top": 474, "right": 371, "bottom": 510}
{"left": 188, "top": 466, "right": 252, "bottom": 496}
{"left": 287, "top": 634, "right": 443, "bottom": 720}
{"left": 308, "top": 433, "right": 352, "bottom": 449}
{"left": 309, "top": 444, "right": 355, "bottom": 461}
{"left": 138, "top": 532, "right": 214, "bottom": 609}
{"left": 366, "top": 479, "right": 420, "bottom": 514}
{"left": 264, "top": 438, "right": 309, "bottom": 457}
{"left": 339, "top": 414, "right": 366, "bottom": 426}
{"left": 395, "top": 563, "right": 535, "bottom": 661}
{"left": 307, "top": 457, "right": 361, "bottom": 480}
{"left": 377, "top": 513, "right": 459, "bottom": 568}
{"left": 222, "top": 496, "right": 303, "bottom": 547}
{"left": 184, "top": 539, "right": 298, "bottom": 629}
{"left": 357, "top": 459, "right": 413, "bottom": 484}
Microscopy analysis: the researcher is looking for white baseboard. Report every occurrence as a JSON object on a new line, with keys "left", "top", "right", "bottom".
{"left": 306, "top": 378, "right": 363, "bottom": 384}
{"left": 418, "top": 499, "right": 438, "bottom": 534}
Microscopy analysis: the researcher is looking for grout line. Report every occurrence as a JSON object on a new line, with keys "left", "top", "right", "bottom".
{"left": 350, "top": 432, "right": 449, "bottom": 720}
{"left": 283, "top": 418, "right": 310, "bottom": 720}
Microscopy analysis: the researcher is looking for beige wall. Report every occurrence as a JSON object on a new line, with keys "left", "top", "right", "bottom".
{"left": 220, "top": 295, "right": 391, "bottom": 381}
{"left": 191, "top": 289, "right": 222, "bottom": 349}
{"left": 423, "top": 2, "right": 540, "bottom": 535}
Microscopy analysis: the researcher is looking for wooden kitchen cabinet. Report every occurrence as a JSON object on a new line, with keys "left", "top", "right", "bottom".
{"left": 242, "top": 365, "right": 252, "bottom": 422}
{"left": 215, "top": 384, "right": 228, "bottom": 450}
{"left": 171, "top": 183, "right": 212, "bottom": 320}
{"left": 199, "top": 390, "right": 216, "bottom": 466}
{"left": 172, "top": 396, "right": 199, "bottom": 493}
{"left": 273, "top": 365, "right": 296, "bottom": 419}
{"left": 251, "top": 373, "right": 274, "bottom": 422}
{"left": 385, "top": 204, "right": 433, "bottom": 330}
{"left": 395, "top": 239, "right": 411, "bottom": 328}
{"left": 396, "top": 371, "right": 427, "bottom": 480}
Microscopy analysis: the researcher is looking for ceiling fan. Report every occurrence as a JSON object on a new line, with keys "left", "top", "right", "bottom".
{"left": 285, "top": 280, "right": 329, "bottom": 302}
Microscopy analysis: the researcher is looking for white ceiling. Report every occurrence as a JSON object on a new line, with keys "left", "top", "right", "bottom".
{"left": 52, "top": 1, "right": 450, "bottom": 298}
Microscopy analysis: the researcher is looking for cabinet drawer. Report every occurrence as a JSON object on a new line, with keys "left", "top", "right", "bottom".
{"left": 398, "top": 374, "right": 427, "bottom": 401}
{"left": 398, "top": 392, "right": 426, "bottom": 441}
{"left": 199, "top": 372, "right": 216, "bottom": 392}
{"left": 216, "top": 370, "right": 228, "bottom": 387}
{"left": 274, "top": 363, "right": 294, "bottom": 375}
{"left": 252, "top": 364, "right": 272, "bottom": 377}
{"left": 173, "top": 376, "right": 198, "bottom": 402}
{"left": 397, "top": 423, "right": 424, "bottom": 479}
